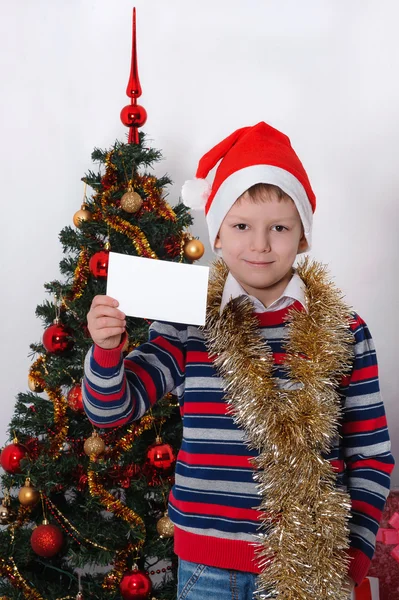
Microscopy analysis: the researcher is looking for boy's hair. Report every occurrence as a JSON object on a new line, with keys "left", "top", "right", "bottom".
{"left": 236, "top": 183, "right": 293, "bottom": 205}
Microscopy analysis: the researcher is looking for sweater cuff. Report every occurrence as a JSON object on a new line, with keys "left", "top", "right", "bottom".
{"left": 92, "top": 333, "right": 127, "bottom": 368}
{"left": 346, "top": 547, "right": 371, "bottom": 586}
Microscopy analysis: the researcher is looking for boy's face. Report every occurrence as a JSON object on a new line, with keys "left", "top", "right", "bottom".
{"left": 214, "top": 190, "right": 307, "bottom": 306}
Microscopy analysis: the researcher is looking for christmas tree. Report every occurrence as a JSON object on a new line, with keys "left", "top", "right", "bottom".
{"left": 0, "top": 10, "right": 201, "bottom": 600}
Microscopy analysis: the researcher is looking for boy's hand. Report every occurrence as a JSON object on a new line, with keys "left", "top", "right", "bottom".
{"left": 87, "top": 295, "right": 126, "bottom": 350}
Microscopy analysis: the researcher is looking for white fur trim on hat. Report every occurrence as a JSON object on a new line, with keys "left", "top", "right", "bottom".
{"left": 181, "top": 178, "right": 211, "bottom": 210}
{"left": 206, "top": 165, "right": 313, "bottom": 256}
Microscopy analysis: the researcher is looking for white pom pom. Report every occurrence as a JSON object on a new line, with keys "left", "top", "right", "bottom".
{"left": 181, "top": 178, "right": 211, "bottom": 210}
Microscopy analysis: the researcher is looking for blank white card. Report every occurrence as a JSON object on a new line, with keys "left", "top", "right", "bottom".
{"left": 106, "top": 252, "right": 210, "bottom": 326}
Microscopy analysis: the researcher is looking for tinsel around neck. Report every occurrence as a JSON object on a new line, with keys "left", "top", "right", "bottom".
{"left": 203, "top": 257, "right": 355, "bottom": 599}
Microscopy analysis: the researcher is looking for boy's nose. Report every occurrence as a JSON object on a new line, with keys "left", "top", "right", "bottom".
{"left": 250, "top": 232, "right": 271, "bottom": 253}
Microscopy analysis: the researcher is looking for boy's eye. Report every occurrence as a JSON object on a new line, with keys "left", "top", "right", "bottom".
{"left": 272, "top": 225, "right": 288, "bottom": 232}
{"left": 234, "top": 224, "right": 248, "bottom": 231}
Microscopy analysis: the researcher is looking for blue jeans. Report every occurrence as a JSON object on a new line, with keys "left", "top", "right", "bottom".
{"left": 177, "top": 559, "right": 262, "bottom": 600}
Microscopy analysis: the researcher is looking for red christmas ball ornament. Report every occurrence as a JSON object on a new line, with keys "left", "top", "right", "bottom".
{"left": 0, "top": 441, "right": 26, "bottom": 474}
{"left": 119, "top": 566, "right": 152, "bottom": 600}
{"left": 120, "top": 104, "right": 147, "bottom": 128}
{"left": 43, "top": 322, "right": 74, "bottom": 354}
{"left": 30, "top": 520, "right": 64, "bottom": 557}
{"left": 89, "top": 250, "right": 109, "bottom": 279}
{"left": 67, "top": 384, "right": 84, "bottom": 412}
{"left": 146, "top": 437, "right": 175, "bottom": 472}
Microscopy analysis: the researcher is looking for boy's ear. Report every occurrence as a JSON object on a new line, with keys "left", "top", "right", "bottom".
{"left": 215, "top": 233, "right": 222, "bottom": 249}
{"left": 297, "top": 232, "right": 307, "bottom": 253}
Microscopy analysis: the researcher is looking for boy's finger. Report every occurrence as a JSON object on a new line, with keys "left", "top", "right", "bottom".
{"left": 90, "top": 306, "right": 125, "bottom": 320}
{"left": 91, "top": 295, "right": 119, "bottom": 308}
{"left": 95, "top": 318, "right": 126, "bottom": 330}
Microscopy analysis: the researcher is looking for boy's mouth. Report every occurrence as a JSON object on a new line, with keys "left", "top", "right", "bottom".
{"left": 244, "top": 260, "right": 274, "bottom": 267}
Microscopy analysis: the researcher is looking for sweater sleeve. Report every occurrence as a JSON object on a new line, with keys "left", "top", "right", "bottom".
{"left": 82, "top": 321, "right": 187, "bottom": 428}
{"left": 341, "top": 313, "right": 395, "bottom": 585}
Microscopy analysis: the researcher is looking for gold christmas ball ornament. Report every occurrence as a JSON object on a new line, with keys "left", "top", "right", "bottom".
{"left": 28, "top": 375, "right": 44, "bottom": 393}
{"left": 84, "top": 432, "right": 105, "bottom": 457}
{"left": 0, "top": 502, "right": 9, "bottom": 523}
{"left": 73, "top": 204, "right": 92, "bottom": 227}
{"left": 120, "top": 189, "right": 143, "bottom": 213}
{"left": 156, "top": 511, "right": 174, "bottom": 538}
{"left": 0, "top": 499, "right": 14, "bottom": 525}
{"left": 183, "top": 238, "right": 205, "bottom": 261}
{"left": 18, "top": 478, "right": 40, "bottom": 507}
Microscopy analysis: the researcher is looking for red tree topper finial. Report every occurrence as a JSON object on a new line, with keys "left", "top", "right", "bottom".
{"left": 120, "top": 8, "right": 147, "bottom": 144}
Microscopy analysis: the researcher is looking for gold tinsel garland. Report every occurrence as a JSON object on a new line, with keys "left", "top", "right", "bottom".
{"left": 203, "top": 258, "right": 354, "bottom": 600}
{"left": 136, "top": 174, "right": 176, "bottom": 221}
{"left": 106, "top": 413, "right": 155, "bottom": 461}
{"left": 46, "top": 387, "right": 69, "bottom": 460}
{"left": 87, "top": 468, "right": 146, "bottom": 541}
{"left": 0, "top": 558, "right": 44, "bottom": 600}
{"left": 10, "top": 505, "right": 33, "bottom": 532}
{"left": 28, "top": 358, "right": 69, "bottom": 461}
{"left": 69, "top": 248, "right": 90, "bottom": 301}
{"left": 29, "top": 356, "right": 47, "bottom": 390}
{"left": 102, "top": 542, "right": 139, "bottom": 591}
{"left": 102, "top": 214, "right": 157, "bottom": 259}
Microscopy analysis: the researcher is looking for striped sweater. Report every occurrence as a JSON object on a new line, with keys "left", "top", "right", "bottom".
{"left": 83, "top": 300, "right": 394, "bottom": 585}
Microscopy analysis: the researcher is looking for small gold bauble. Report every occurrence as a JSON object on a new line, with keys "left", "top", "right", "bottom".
{"left": 84, "top": 432, "right": 105, "bottom": 457}
{"left": 0, "top": 500, "right": 14, "bottom": 525}
{"left": 73, "top": 204, "right": 92, "bottom": 227}
{"left": 156, "top": 511, "right": 174, "bottom": 538}
{"left": 28, "top": 375, "right": 44, "bottom": 393}
{"left": 183, "top": 238, "right": 205, "bottom": 261}
{"left": 120, "top": 190, "right": 143, "bottom": 213}
{"left": 0, "top": 503, "right": 9, "bottom": 521}
{"left": 18, "top": 478, "right": 40, "bottom": 507}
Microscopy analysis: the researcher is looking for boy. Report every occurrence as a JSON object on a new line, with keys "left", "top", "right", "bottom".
{"left": 83, "top": 122, "right": 394, "bottom": 599}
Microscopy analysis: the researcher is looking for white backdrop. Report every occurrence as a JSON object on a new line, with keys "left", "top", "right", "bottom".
{"left": 1, "top": 0, "right": 398, "bottom": 485}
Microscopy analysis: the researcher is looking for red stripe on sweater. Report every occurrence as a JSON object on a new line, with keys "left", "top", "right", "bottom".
{"left": 184, "top": 402, "right": 228, "bottom": 415}
{"left": 343, "top": 415, "right": 387, "bottom": 434}
{"left": 349, "top": 314, "right": 366, "bottom": 331}
{"left": 173, "top": 527, "right": 263, "bottom": 574}
{"left": 350, "top": 365, "right": 378, "bottom": 383}
{"left": 187, "top": 350, "right": 213, "bottom": 364}
{"left": 255, "top": 302, "right": 304, "bottom": 327}
{"left": 152, "top": 336, "right": 185, "bottom": 371}
{"left": 351, "top": 499, "right": 382, "bottom": 522}
{"left": 93, "top": 343, "right": 124, "bottom": 369}
{"left": 125, "top": 362, "right": 157, "bottom": 405}
{"left": 340, "top": 374, "right": 351, "bottom": 387}
{"left": 103, "top": 412, "right": 133, "bottom": 428}
{"left": 85, "top": 378, "right": 127, "bottom": 403}
{"left": 273, "top": 353, "right": 287, "bottom": 365}
{"left": 178, "top": 450, "right": 254, "bottom": 469}
{"left": 330, "top": 460, "right": 345, "bottom": 473}
{"left": 170, "top": 494, "right": 259, "bottom": 522}
{"left": 347, "top": 458, "right": 395, "bottom": 474}
{"left": 345, "top": 547, "right": 371, "bottom": 586}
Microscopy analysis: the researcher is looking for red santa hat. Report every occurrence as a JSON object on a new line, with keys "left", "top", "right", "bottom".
{"left": 181, "top": 121, "right": 316, "bottom": 254}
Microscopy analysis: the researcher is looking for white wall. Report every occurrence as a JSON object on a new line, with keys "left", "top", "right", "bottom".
{"left": 1, "top": 0, "right": 398, "bottom": 484}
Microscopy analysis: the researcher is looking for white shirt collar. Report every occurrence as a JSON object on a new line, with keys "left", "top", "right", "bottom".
{"left": 220, "top": 270, "right": 308, "bottom": 314}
